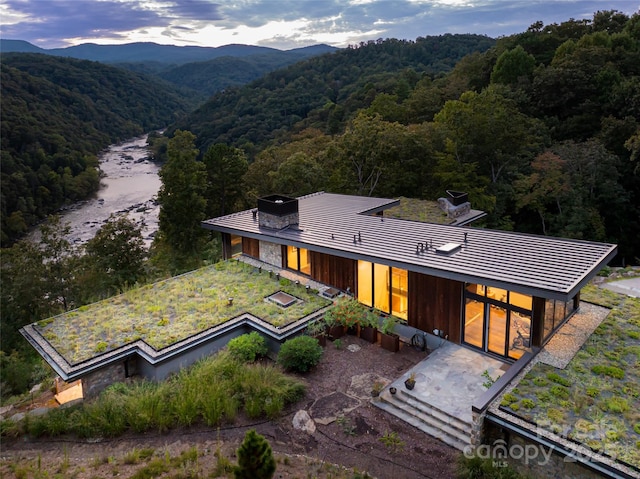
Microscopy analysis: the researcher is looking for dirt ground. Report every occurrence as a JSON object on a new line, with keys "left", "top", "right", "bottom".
{"left": 0, "top": 335, "right": 460, "bottom": 479}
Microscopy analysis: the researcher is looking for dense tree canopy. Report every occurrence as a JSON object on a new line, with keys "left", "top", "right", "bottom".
{"left": 203, "top": 144, "right": 248, "bottom": 217}
{"left": 170, "top": 34, "right": 496, "bottom": 153}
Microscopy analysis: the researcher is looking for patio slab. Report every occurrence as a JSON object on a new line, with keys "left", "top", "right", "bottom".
{"left": 387, "top": 342, "right": 507, "bottom": 425}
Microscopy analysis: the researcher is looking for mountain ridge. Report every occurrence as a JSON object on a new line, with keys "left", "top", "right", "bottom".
{"left": 0, "top": 39, "right": 338, "bottom": 65}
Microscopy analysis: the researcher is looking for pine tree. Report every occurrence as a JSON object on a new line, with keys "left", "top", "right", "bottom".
{"left": 234, "top": 429, "right": 276, "bottom": 479}
{"left": 157, "top": 130, "right": 207, "bottom": 255}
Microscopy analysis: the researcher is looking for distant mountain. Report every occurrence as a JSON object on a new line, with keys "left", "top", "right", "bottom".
{"left": 0, "top": 39, "right": 338, "bottom": 65}
{"left": 0, "top": 39, "right": 46, "bottom": 53}
{"left": 156, "top": 49, "right": 337, "bottom": 97}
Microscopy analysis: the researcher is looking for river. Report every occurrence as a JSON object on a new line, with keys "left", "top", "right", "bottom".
{"left": 40, "top": 134, "right": 162, "bottom": 249}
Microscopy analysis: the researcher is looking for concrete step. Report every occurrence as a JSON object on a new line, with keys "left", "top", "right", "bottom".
{"left": 375, "top": 389, "right": 472, "bottom": 451}
{"left": 398, "top": 388, "right": 472, "bottom": 436}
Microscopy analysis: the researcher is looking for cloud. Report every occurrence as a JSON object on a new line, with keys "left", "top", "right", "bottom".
{"left": 1, "top": 0, "right": 638, "bottom": 50}
{"left": 0, "top": 0, "right": 223, "bottom": 47}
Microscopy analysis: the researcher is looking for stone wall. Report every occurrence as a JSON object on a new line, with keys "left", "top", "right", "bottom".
{"left": 259, "top": 240, "right": 282, "bottom": 268}
{"left": 82, "top": 361, "right": 126, "bottom": 399}
{"left": 258, "top": 211, "right": 298, "bottom": 230}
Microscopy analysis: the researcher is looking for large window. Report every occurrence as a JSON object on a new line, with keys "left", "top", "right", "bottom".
{"left": 358, "top": 261, "right": 373, "bottom": 307}
{"left": 357, "top": 261, "right": 407, "bottom": 320}
{"left": 286, "top": 245, "right": 310, "bottom": 274}
{"left": 391, "top": 268, "right": 408, "bottom": 318}
{"left": 463, "top": 284, "right": 532, "bottom": 360}
{"left": 543, "top": 297, "right": 577, "bottom": 342}
{"left": 374, "top": 263, "right": 389, "bottom": 312}
{"left": 230, "top": 234, "right": 242, "bottom": 257}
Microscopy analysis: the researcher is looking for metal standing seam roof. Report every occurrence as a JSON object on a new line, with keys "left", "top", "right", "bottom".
{"left": 202, "top": 192, "right": 618, "bottom": 301}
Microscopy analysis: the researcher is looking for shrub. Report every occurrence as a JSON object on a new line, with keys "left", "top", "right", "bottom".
{"left": 634, "top": 423, "right": 640, "bottom": 435}
{"left": 521, "top": 398, "right": 536, "bottom": 409}
{"left": 381, "top": 315, "right": 399, "bottom": 335}
{"left": 227, "top": 332, "right": 268, "bottom": 362}
{"left": 533, "top": 377, "right": 548, "bottom": 387}
{"left": 234, "top": 429, "right": 275, "bottom": 479}
{"left": 604, "top": 396, "right": 629, "bottom": 413}
{"left": 547, "top": 408, "right": 565, "bottom": 423}
{"left": 546, "top": 372, "right": 571, "bottom": 387}
{"left": 457, "top": 455, "right": 528, "bottom": 479}
{"left": 536, "top": 390, "right": 551, "bottom": 402}
{"left": 591, "top": 365, "right": 624, "bottom": 379}
{"left": 550, "top": 385, "right": 569, "bottom": 399}
{"left": 586, "top": 387, "right": 600, "bottom": 398}
{"left": 324, "top": 297, "right": 368, "bottom": 329}
{"left": 379, "top": 431, "right": 405, "bottom": 453}
{"left": 500, "top": 393, "right": 517, "bottom": 406}
{"left": 277, "top": 336, "right": 323, "bottom": 373}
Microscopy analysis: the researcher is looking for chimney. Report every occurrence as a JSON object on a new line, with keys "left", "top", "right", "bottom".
{"left": 257, "top": 195, "right": 299, "bottom": 230}
{"left": 437, "top": 190, "right": 471, "bottom": 219}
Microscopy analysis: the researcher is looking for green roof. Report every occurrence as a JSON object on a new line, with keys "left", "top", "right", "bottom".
{"left": 35, "top": 260, "right": 330, "bottom": 364}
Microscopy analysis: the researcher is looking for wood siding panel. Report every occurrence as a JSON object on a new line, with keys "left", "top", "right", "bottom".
{"left": 408, "top": 272, "right": 462, "bottom": 343}
{"left": 242, "top": 237, "right": 259, "bottom": 259}
{"left": 310, "top": 251, "right": 356, "bottom": 292}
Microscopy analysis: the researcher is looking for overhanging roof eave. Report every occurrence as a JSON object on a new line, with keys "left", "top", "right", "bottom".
{"left": 203, "top": 226, "right": 598, "bottom": 300}
{"left": 564, "top": 244, "right": 618, "bottom": 298}
{"left": 357, "top": 198, "right": 401, "bottom": 216}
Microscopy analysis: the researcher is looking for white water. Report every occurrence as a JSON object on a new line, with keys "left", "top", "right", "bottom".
{"left": 34, "top": 134, "right": 162, "bottom": 249}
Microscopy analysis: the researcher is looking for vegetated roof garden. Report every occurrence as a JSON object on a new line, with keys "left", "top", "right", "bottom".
{"left": 35, "top": 260, "right": 331, "bottom": 364}
{"left": 500, "top": 285, "right": 640, "bottom": 469}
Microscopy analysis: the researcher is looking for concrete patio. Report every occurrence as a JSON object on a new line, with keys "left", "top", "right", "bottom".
{"left": 374, "top": 342, "right": 508, "bottom": 450}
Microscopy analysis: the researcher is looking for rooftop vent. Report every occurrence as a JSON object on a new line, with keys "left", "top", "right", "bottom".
{"left": 266, "top": 291, "right": 298, "bottom": 308}
{"left": 321, "top": 287, "right": 340, "bottom": 299}
{"left": 435, "top": 242, "right": 462, "bottom": 255}
{"left": 257, "top": 194, "right": 299, "bottom": 230}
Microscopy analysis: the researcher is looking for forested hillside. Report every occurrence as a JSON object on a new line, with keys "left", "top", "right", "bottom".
{"left": 0, "top": 53, "right": 193, "bottom": 246}
{"left": 1, "top": 39, "right": 338, "bottom": 99}
{"left": 156, "top": 48, "right": 338, "bottom": 97}
{"left": 170, "top": 12, "right": 639, "bottom": 263}
{"left": 171, "top": 34, "right": 496, "bottom": 152}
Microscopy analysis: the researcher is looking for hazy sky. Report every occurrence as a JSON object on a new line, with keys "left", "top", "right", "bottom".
{"left": 1, "top": 0, "right": 638, "bottom": 50}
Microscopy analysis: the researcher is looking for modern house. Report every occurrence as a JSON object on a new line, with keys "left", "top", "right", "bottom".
{"left": 202, "top": 192, "right": 617, "bottom": 362}
{"left": 19, "top": 190, "right": 616, "bottom": 406}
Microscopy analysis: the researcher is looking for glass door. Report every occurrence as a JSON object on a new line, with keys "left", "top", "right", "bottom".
{"left": 463, "top": 283, "right": 533, "bottom": 360}
{"left": 463, "top": 298, "right": 484, "bottom": 349}
{"left": 487, "top": 304, "right": 507, "bottom": 355}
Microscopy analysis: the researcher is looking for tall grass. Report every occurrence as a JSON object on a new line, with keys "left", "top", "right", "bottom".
{"left": 14, "top": 351, "right": 304, "bottom": 439}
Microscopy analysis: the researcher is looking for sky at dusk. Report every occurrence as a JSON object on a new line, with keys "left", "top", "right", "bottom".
{"left": 1, "top": 0, "right": 638, "bottom": 51}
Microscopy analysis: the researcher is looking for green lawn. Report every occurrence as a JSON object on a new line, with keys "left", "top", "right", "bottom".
{"left": 500, "top": 284, "right": 640, "bottom": 468}
{"left": 36, "top": 260, "right": 331, "bottom": 363}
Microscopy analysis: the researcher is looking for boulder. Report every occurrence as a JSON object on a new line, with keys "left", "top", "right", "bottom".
{"left": 292, "top": 409, "right": 316, "bottom": 434}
